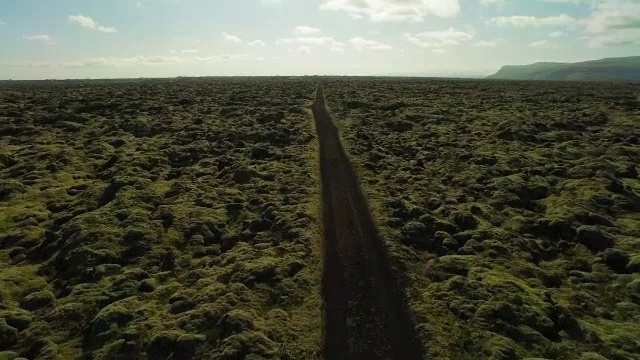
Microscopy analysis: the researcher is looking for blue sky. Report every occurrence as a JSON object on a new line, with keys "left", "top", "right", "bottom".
{"left": 1, "top": 0, "right": 639, "bottom": 79}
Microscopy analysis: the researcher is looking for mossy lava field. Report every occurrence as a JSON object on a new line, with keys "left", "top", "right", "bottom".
{"left": 1, "top": 77, "right": 640, "bottom": 360}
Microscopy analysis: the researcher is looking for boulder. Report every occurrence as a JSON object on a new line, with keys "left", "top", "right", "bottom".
{"left": 627, "top": 255, "right": 640, "bottom": 273}
{"left": 451, "top": 212, "right": 478, "bottom": 230}
{"left": 401, "top": 221, "right": 432, "bottom": 249}
{"left": 576, "top": 226, "right": 614, "bottom": 252}
{"left": 146, "top": 332, "right": 205, "bottom": 359}
{"left": 599, "top": 248, "right": 630, "bottom": 273}
{"left": 20, "top": 290, "right": 55, "bottom": 311}
{"left": 0, "top": 319, "right": 18, "bottom": 350}
{"left": 579, "top": 353, "right": 609, "bottom": 360}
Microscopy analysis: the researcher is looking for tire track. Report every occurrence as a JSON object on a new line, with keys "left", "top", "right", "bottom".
{"left": 313, "top": 84, "right": 424, "bottom": 360}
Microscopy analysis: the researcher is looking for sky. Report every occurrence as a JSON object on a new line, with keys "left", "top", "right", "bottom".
{"left": 1, "top": 0, "right": 639, "bottom": 79}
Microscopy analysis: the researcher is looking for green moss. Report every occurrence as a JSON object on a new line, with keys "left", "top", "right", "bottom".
{"left": 325, "top": 78, "right": 640, "bottom": 359}
{"left": 0, "top": 78, "right": 321, "bottom": 359}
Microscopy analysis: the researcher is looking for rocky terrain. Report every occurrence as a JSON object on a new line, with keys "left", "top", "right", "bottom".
{"left": 2, "top": 76, "right": 640, "bottom": 360}
{"left": 0, "top": 78, "right": 322, "bottom": 360}
{"left": 324, "top": 78, "right": 640, "bottom": 360}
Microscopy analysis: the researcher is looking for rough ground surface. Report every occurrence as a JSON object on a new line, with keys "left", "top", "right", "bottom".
{"left": 0, "top": 78, "right": 322, "bottom": 359}
{"left": 324, "top": 78, "right": 640, "bottom": 360}
{"left": 313, "top": 86, "right": 423, "bottom": 359}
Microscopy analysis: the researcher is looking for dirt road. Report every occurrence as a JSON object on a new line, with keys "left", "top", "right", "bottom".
{"left": 313, "top": 84, "right": 424, "bottom": 360}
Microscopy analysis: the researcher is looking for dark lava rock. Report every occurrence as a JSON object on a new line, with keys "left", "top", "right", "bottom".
{"left": 401, "top": 221, "right": 431, "bottom": 249}
{"left": 148, "top": 334, "right": 177, "bottom": 358}
{"left": 599, "top": 248, "right": 630, "bottom": 273}
{"left": 232, "top": 168, "right": 259, "bottom": 184}
{"left": 576, "top": 226, "right": 614, "bottom": 252}
{"left": 627, "top": 256, "right": 640, "bottom": 273}
{"left": 579, "top": 353, "right": 608, "bottom": 360}
{"left": 0, "top": 319, "right": 18, "bottom": 349}
{"left": 585, "top": 212, "right": 615, "bottom": 227}
{"left": 218, "top": 310, "right": 255, "bottom": 338}
{"left": 170, "top": 300, "right": 196, "bottom": 314}
{"left": 139, "top": 279, "right": 156, "bottom": 293}
{"left": 553, "top": 305, "right": 583, "bottom": 340}
{"left": 452, "top": 212, "right": 478, "bottom": 230}
{"left": 0, "top": 181, "right": 27, "bottom": 202}
{"left": 24, "top": 338, "right": 58, "bottom": 360}
{"left": 250, "top": 147, "right": 271, "bottom": 160}
{"left": 20, "top": 290, "right": 55, "bottom": 311}
{"left": 0, "top": 153, "right": 19, "bottom": 168}
{"left": 4, "top": 312, "right": 32, "bottom": 331}
{"left": 528, "top": 218, "right": 575, "bottom": 240}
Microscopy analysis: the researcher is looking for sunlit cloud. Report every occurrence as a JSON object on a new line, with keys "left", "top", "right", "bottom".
{"left": 222, "top": 32, "right": 242, "bottom": 43}
{"left": 248, "top": 40, "right": 266, "bottom": 46}
{"left": 402, "top": 28, "right": 474, "bottom": 48}
{"left": 320, "top": 0, "right": 460, "bottom": 22}
{"left": 294, "top": 26, "right": 321, "bottom": 35}
{"left": 68, "top": 14, "right": 118, "bottom": 33}
{"left": 349, "top": 37, "right": 392, "bottom": 51}
{"left": 488, "top": 14, "right": 576, "bottom": 27}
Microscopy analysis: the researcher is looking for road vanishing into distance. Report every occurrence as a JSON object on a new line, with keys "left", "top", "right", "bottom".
{"left": 313, "top": 84, "right": 424, "bottom": 360}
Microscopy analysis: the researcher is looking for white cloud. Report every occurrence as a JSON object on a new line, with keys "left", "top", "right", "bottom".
{"left": 298, "top": 46, "right": 312, "bottom": 53}
{"left": 180, "top": 49, "right": 199, "bottom": 53}
{"left": 194, "top": 54, "right": 247, "bottom": 62}
{"left": 402, "top": 27, "right": 474, "bottom": 48}
{"left": 349, "top": 37, "right": 392, "bottom": 51}
{"left": 472, "top": 39, "right": 499, "bottom": 47}
{"left": 261, "top": 0, "right": 282, "bottom": 3}
{"left": 69, "top": 14, "right": 97, "bottom": 28}
{"left": 543, "top": 0, "right": 595, "bottom": 4}
{"left": 530, "top": 39, "right": 562, "bottom": 48}
{"left": 222, "top": 32, "right": 242, "bottom": 43}
{"left": 276, "top": 36, "right": 344, "bottom": 47}
{"left": 6, "top": 56, "right": 183, "bottom": 68}
{"left": 488, "top": 14, "right": 576, "bottom": 27}
{"left": 68, "top": 14, "right": 118, "bottom": 33}
{"left": 23, "top": 34, "right": 54, "bottom": 44}
{"left": 330, "top": 47, "right": 345, "bottom": 52}
{"left": 584, "top": 0, "right": 640, "bottom": 47}
{"left": 432, "top": 48, "right": 447, "bottom": 54}
{"left": 136, "top": 2, "right": 142, "bottom": 7}
{"left": 294, "top": 26, "right": 321, "bottom": 35}
{"left": 5, "top": 55, "right": 259, "bottom": 68}
{"left": 0, "top": 20, "right": 5, "bottom": 26}
{"left": 320, "top": 0, "right": 460, "bottom": 22}
{"left": 97, "top": 26, "right": 117, "bottom": 33}
{"left": 480, "top": 0, "right": 505, "bottom": 6}
{"left": 549, "top": 31, "right": 565, "bottom": 37}
{"left": 248, "top": 40, "right": 266, "bottom": 46}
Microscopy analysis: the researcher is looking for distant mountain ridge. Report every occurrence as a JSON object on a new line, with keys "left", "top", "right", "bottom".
{"left": 487, "top": 56, "right": 640, "bottom": 81}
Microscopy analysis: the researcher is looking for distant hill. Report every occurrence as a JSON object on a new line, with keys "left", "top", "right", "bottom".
{"left": 487, "top": 56, "right": 640, "bottom": 81}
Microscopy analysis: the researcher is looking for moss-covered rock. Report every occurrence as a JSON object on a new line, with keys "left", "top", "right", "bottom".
{"left": 599, "top": 248, "right": 630, "bottom": 273}
{"left": 20, "top": 290, "right": 55, "bottom": 311}
{"left": 0, "top": 319, "right": 18, "bottom": 350}
{"left": 576, "top": 226, "right": 614, "bottom": 252}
